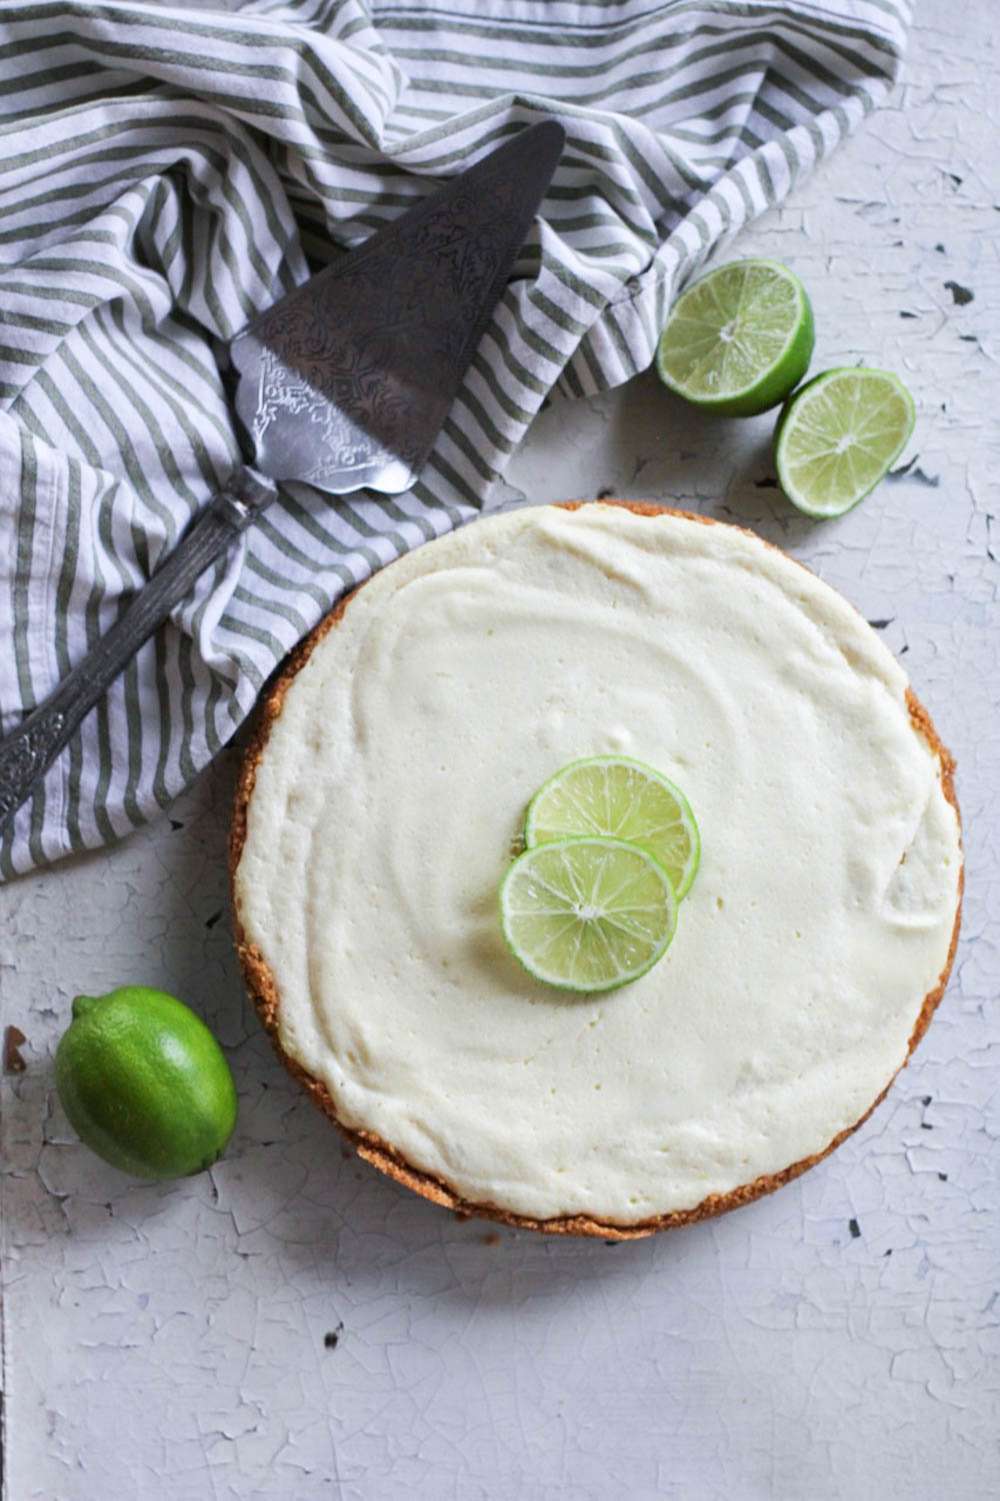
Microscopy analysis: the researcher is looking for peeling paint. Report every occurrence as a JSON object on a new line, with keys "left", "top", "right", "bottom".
{"left": 944, "top": 280, "right": 974, "bottom": 306}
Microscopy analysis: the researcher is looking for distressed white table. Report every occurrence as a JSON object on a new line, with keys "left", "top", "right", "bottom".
{"left": 2, "top": 6, "right": 998, "bottom": 1498}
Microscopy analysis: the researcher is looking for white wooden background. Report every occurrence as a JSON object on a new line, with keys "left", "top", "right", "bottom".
{"left": 2, "top": 4, "right": 998, "bottom": 1497}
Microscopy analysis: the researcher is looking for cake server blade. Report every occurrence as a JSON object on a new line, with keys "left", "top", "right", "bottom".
{"left": 230, "top": 120, "right": 566, "bottom": 496}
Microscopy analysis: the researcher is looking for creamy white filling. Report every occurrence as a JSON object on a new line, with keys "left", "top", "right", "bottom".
{"left": 235, "top": 505, "right": 962, "bottom": 1223}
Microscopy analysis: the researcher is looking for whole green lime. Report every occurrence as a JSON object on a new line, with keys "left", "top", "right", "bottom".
{"left": 55, "top": 986, "right": 237, "bottom": 1179}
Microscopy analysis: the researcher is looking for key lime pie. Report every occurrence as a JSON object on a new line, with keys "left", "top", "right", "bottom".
{"left": 231, "top": 503, "right": 962, "bottom": 1239}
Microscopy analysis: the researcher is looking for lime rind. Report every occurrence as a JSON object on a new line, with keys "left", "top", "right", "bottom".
{"left": 524, "top": 754, "right": 701, "bottom": 900}
{"left": 774, "top": 367, "right": 916, "bottom": 519}
{"left": 500, "top": 835, "right": 678, "bottom": 994}
{"left": 656, "top": 258, "right": 815, "bottom": 417}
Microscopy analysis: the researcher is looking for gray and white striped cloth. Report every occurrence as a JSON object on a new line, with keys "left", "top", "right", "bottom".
{"left": 0, "top": 0, "right": 910, "bottom": 876}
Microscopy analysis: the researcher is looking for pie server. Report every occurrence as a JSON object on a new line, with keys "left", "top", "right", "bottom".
{"left": 0, "top": 121, "right": 565, "bottom": 830}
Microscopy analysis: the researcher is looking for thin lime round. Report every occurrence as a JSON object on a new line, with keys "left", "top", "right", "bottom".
{"left": 774, "top": 367, "right": 915, "bottom": 518}
{"left": 656, "top": 258, "right": 814, "bottom": 416}
{"left": 500, "top": 836, "right": 678, "bottom": 994}
{"left": 525, "top": 755, "right": 700, "bottom": 900}
{"left": 55, "top": 986, "right": 238, "bottom": 1180}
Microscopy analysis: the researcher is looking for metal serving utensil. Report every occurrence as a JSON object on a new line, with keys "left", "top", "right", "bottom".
{"left": 0, "top": 121, "right": 565, "bottom": 831}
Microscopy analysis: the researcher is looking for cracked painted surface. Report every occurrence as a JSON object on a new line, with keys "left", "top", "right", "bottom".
{"left": 2, "top": 6, "right": 999, "bottom": 1498}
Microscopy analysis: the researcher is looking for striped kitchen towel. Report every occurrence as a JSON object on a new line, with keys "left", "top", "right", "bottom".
{"left": 0, "top": 0, "right": 910, "bottom": 876}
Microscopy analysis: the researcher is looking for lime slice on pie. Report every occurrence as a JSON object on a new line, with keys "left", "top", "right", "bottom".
{"left": 655, "top": 258, "right": 814, "bottom": 417}
{"left": 774, "top": 367, "right": 916, "bottom": 518}
{"left": 500, "top": 836, "right": 678, "bottom": 993}
{"left": 525, "top": 755, "right": 700, "bottom": 900}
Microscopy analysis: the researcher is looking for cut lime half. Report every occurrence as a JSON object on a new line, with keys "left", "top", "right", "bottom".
{"left": 774, "top": 367, "right": 915, "bottom": 518}
{"left": 500, "top": 836, "right": 678, "bottom": 994}
{"left": 525, "top": 755, "right": 700, "bottom": 900}
{"left": 656, "top": 258, "right": 814, "bottom": 417}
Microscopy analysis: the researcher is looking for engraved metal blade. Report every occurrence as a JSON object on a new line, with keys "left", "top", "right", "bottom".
{"left": 230, "top": 121, "right": 565, "bottom": 496}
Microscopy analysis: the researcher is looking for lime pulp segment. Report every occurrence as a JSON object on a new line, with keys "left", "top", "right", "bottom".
{"left": 500, "top": 836, "right": 678, "bottom": 994}
{"left": 655, "top": 258, "right": 814, "bottom": 416}
{"left": 774, "top": 368, "right": 916, "bottom": 518}
{"left": 525, "top": 754, "right": 700, "bottom": 900}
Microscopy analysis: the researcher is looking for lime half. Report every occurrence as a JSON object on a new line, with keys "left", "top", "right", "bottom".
{"left": 774, "top": 367, "right": 916, "bottom": 518}
{"left": 500, "top": 836, "right": 678, "bottom": 993}
{"left": 656, "top": 258, "right": 814, "bottom": 416}
{"left": 525, "top": 755, "right": 700, "bottom": 900}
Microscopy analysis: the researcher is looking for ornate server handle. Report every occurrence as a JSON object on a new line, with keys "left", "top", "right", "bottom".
{"left": 0, "top": 467, "right": 277, "bottom": 830}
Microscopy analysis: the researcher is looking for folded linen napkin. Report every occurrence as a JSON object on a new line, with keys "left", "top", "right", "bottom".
{"left": 0, "top": 0, "right": 910, "bottom": 877}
